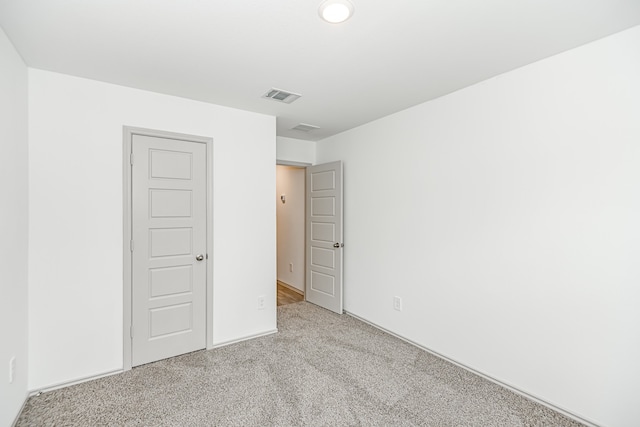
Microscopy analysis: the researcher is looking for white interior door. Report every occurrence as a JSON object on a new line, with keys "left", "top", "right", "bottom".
{"left": 131, "top": 134, "right": 207, "bottom": 366}
{"left": 306, "top": 161, "right": 343, "bottom": 314}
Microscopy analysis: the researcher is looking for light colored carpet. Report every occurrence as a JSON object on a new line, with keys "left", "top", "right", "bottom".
{"left": 17, "top": 302, "right": 585, "bottom": 426}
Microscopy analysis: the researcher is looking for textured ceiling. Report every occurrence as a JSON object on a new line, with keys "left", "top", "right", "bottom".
{"left": 1, "top": 0, "right": 639, "bottom": 141}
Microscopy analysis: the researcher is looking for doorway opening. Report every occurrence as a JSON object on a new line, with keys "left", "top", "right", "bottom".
{"left": 275, "top": 160, "right": 344, "bottom": 313}
{"left": 276, "top": 165, "right": 306, "bottom": 306}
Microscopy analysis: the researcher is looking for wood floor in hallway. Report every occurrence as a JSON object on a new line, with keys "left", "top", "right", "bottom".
{"left": 277, "top": 281, "right": 304, "bottom": 306}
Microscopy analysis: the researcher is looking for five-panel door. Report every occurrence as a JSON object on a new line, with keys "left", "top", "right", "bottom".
{"left": 306, "top": 161, "right": 344, "bottom": 314}
{"left": 131, "top": 134, "right": 207, "bottom": 366}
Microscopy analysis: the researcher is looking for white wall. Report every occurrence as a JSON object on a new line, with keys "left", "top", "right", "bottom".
{"left": 276, "top": 165, "right": 305, "bottom": 292}
{"left": 28, "top": 70, "right": 276, "bottom": 390}
{"left": 316, "top": 26, "right": 640, "bottom": 427}
{"left": 276, "top": 136, "right": 315, "bottom": 165}
{"left": 0, "top": 25, "right": 29, "bottom": 426}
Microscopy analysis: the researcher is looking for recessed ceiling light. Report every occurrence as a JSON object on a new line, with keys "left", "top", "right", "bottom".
{"left": 318, "top": 0, "right": 354, "bottom": 24}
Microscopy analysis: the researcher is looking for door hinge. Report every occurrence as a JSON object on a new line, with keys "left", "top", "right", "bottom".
{"left": 130, "top": 325, "right": 134, "bottom": 339}
{"left": 130, "top": 153, "right": 134, "bottom": 165}
{"left": 130, "top": 240, "right": 134, "bottom": 252}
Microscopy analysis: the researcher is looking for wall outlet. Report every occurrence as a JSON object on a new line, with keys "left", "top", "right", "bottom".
{"left": 393, "top": 296, "right": 402, "bottom": 311}
{"left": 257, "top": 296, "right": 266, "bottom": 310}
{"left": 289, "top": 263, "right": 293, "bottom": 272}
{"left": 9, "top": 356, "right": 15, "bottom": 384}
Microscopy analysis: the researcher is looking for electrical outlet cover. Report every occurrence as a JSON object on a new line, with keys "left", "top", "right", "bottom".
{"left": 9, "top": 357, "right": 15, "bottom": 383}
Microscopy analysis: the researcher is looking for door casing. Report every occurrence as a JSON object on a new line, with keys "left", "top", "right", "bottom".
{"left": 123, "top": 126, "right": 214, "bottom": 371}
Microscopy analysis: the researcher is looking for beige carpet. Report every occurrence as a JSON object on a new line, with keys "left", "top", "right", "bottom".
{"left": 17, "top": 302, "right": 585, "bottom": 426}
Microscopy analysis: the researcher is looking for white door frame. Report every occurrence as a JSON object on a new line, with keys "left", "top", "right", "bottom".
{"left": 123, "top": 126, "right": 214, "bottom": 371}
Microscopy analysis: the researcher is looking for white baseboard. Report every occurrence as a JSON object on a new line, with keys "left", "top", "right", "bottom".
{"left": 29, "top": 369, "right": 123, "bottom": 397}
{"left": 19, "top": 317, "right": 594, "bottom": 425}
{"left": 208, "top": 329, "right": 278, "bottom": 350}
{"left": 26, "top": 330, "right": 279, "bottom": 398}
{"left": 345, "top": 311, "right": 600, "bottom": 427}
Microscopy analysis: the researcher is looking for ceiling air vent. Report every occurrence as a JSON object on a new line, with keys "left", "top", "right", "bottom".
{"left": 291, "top": 123, "right": 320, "bottom": 132}
{"left": 262, "top": 88, "right": 301, "bottom": 104}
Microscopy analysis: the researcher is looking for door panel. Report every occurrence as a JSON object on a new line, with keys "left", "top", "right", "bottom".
{"left": 311, "top": 170, "right": 335, "bottom": 190}
{"left": 306, "top": 161, "right": 343, "bottom": 314}
{"left": 149, "top": 265, "right": 193, "bottom": 298}
{"left": 132, "top": 134, "right": 207, "bottom": 366}
{"left": 311, "top": 247, "right": 335, "bottom": 269}
{"left": 149, "top": 303, "right": 193, "bottom": 338}
{"left": 311, "top": 223, "right": 335, "bottom": 242}
{"left": 149, "top": 228, "right": 193, "bottom": 257}
{"left": 150, "top": 190, "right": 192, "bottom": 218}
{"left": 150, "top": 149, "right": 192, "bottom": 179}
{"left": 311, "top": 198, "right": 335, "bottom": 216}
{"left": 310, "top": 271, "right": 335, "bottom": 296}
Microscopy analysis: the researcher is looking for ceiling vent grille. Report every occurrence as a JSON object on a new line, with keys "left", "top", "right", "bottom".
{"left": 291, "top": 123, "right": 320, "bottom": 132}
{"left": 262, "top": 88, "right": 301, "bottom": 104}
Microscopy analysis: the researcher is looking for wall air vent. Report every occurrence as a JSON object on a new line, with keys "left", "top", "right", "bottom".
{"left": 291, "top": 123, "right": 320, "bottom": 132}
{"left": 262, "top": 88, "right": 302, "bottom": 104}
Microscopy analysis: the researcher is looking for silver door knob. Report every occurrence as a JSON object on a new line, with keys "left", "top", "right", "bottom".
{"left": 333, "top": 243, "right": 340, "bottom": 248}
{"left": 196, "top": 254, "right": 204, "bottom": 261}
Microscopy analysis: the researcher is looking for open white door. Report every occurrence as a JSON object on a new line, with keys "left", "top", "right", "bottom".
{"left": 305, "top": 161, "right": 343, "bottom": 314}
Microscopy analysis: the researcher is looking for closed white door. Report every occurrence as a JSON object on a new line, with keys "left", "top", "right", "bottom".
{"left": 306, "top": 161, "right": 343, "bottom": 314}
{"left": 131, "top": 134, "right": 207, "bottom": 366}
